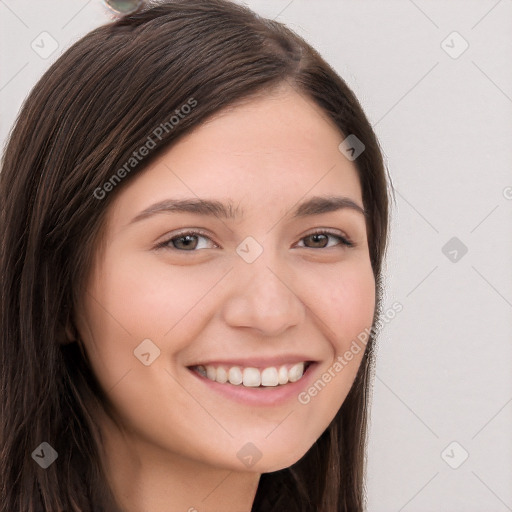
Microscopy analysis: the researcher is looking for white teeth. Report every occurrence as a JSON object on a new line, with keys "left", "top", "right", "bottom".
{"left": 193, "top": 362, "right": 308, "bottom": 387}
{"left": 228, "top": 366, "right": 243, "bottom": 385}
{"left": 243, "top": 368, "right": 261, "bottom": 387}
{"left": 206, "top": 366, "right": 216, "bottom": 381}
{"left": 261, "top": 367, "right": 279, "bottom": 387}
{"left": 278, "top": 365, "right": 289, "bottom": 385}
{"left": 288, "top": 362, "right": 305, "bottom": 382}
{"left": 216, "top": 366, "right": 228, "bottom": 383}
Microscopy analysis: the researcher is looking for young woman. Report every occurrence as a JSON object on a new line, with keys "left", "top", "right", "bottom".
{"left": 0, "top": 1, "right": 392, "bottom": 510}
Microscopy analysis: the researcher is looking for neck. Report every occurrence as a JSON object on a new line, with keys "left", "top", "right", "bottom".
{"left": 97, "top": 411, "right": 260, "bottom": 512}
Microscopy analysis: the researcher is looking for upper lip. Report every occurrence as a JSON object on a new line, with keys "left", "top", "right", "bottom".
{"left": 188, "top": 355, "right": 317, "bottom": 368}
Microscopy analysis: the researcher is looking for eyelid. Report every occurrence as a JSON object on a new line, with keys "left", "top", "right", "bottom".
{"left": 297, "top": 228, "right": 354, "bottom": 248}
{"left": 154, "top": 227, "right": 355, "bottom": 251}
{"left": 154, "top": 228, "right": 219, "bottom": 250}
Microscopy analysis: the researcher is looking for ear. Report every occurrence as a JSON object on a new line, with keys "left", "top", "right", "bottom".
{"left": 56, "top": 318, "right": 78, "bottom": 345}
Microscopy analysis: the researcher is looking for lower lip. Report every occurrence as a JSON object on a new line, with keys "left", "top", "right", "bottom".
{"left": 187, "top": 363, "right": 318, "bottom": 406}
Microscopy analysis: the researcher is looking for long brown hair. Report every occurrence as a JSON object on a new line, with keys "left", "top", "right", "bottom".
{"left": 0, "top": 1, "right": 391, "bottom": 510}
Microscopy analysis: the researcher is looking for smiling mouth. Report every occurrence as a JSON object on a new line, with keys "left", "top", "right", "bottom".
{"left": 188, "top": 361, "right": 313, "bottom": 388}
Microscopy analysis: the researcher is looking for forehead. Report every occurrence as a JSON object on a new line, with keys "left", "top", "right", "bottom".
{"left": 107, "top": 86, "right": 363, "bottom": 227}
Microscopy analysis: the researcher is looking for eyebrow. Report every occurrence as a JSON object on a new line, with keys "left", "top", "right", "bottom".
{"left": 129, "top": 195, "right": 367, "bottom": 225}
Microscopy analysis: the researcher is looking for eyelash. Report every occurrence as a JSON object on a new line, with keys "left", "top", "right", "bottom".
{"left": 155, "top": 228, "right": 355, "bottom": 251}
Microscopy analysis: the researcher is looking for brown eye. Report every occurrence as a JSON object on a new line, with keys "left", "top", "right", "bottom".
{"left": 156, "top": 230, "right": 217, "bottom": 251}
{"left": 171, "top": 234, "right": 200, "bottom": 250}
{"left": 298, "top": 230, "right": 354, "bottom": 249}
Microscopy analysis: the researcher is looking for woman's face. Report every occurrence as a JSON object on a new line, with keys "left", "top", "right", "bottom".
{"left": 77, "top": 84, "right": 375, "bottom": 473}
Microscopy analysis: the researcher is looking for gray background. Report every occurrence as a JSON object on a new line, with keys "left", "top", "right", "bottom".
{"left": 1, "top": 1, "right": 511, "bottom": 510}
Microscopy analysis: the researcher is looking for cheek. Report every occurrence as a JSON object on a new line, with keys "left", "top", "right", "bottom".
{"left": 281, "top": 259, "right": 375, "bottom": 454}
{"left": 80, "top": 253, "right": 225, "bottom": 370}
{"left": 321, "top": 260, "right": 376, "bottom": 352}
{"left": 117, "top": 261, "right": 234, "bottom": 356}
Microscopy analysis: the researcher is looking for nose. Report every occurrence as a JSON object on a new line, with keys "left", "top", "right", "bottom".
{"left": 220, "top": 257, "right": 305, "bottom": 337}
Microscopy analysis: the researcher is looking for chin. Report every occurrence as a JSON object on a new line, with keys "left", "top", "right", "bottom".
{"left": 256, "top": 443, "right": 314, "bottom": 473}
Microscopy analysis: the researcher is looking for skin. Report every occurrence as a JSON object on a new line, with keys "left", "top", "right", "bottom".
{"left": 75, "top": 83, "right": 376, "bottom": 512}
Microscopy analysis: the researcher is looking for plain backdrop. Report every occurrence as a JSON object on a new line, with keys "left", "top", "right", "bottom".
{"left": 1, "top": 1, "right": 511, "bottom": 511}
